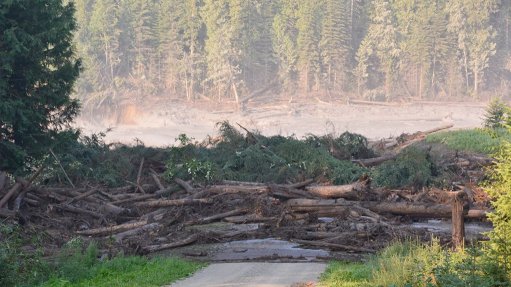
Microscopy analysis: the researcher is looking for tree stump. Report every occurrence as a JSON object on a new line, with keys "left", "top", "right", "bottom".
{"left": 451, "top": 191, "right": 468, "bottom": 250}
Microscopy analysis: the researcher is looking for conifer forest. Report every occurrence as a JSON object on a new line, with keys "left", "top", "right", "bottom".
{"left": 74, "top": 0, "right": 511, "bottom": 110}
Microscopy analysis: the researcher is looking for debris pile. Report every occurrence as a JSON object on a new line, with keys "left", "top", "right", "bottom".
{"left": 0, "top": 124, "right": 494, "bottom": 259}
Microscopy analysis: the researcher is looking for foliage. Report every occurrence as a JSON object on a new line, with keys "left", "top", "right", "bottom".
{"left": 37, "top": 237, "right": 204, "bottom": 287}
{"left": 0, "top": 224, "right": 51, "bottom": 287}
{"left": 369, "top": 240, "right": 507, "bottom": 287}
{"left": 485, "top": 131, "right": 511, "bottom": 274}
{"left": 163, "top": 122, "right": 368, "bottom": 184}
{"left": 320, "top": 261, "right": 371, "bottom": 287}
{"left": 426, "top": 128, "right": 511, "bottom": 155}
{"left": 72, "top": 0, "right": 511, "bottom": 107}
{"left": 0, "top": 0, "right": 81, "bottom": 173}
{"left": 484, "top": 99, "right": 511, "bottom": 129}
{"left": 372, "top": 147, "right": 433, "bottom": 189}
{"left": 321, "top": 241, "right": 509, "bottom": 287}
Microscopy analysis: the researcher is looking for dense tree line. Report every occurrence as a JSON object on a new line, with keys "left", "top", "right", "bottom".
{"left": 73, "top": 0, "right": 511, "bottom": 108}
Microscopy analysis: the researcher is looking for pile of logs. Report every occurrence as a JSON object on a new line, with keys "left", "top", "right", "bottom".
{"left": 0, "top": 124, "right": 494, "bottom": 256}
{"left": 0, "top": 167, "right": 490, "bottom": 255}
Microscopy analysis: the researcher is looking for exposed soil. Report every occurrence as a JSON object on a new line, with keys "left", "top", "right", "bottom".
{"left": 76, "top": 99, "right": 486, "bottom": 146}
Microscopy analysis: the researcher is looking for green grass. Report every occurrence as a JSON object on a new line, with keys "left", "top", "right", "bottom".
{"left": 40, "top": 256, "right": 204, "bottom": 287}
{"left": 426, "top": 128, "right": 511, "bottom": 155}
{"left": 319, "top": 262, "right": 371, "bottom": 287}
{"left": 320, "top": 240, "right": 509, "bottom": 287}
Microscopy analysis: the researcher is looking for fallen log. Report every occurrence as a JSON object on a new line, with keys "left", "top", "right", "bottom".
{"left": 186, "top": 208, "right": 247, "bottom": 225}
{"left": 286, "top": 179, "right": 314, "bottom": 189}
{"left": 223, "top": 214, "right": 276, "bottom": 224}
{"left": 269, "top": 185, "right": 315, "bottom": 199}
{"left": 208, "top": 185, "right": 270, "bottom": 194}
{"left": 293, "top": 239, "right": 375, "bottom": 253}
{"left": 76, "top": 220, "right": 148, "bottom": 236}
{"left": 221, "top": 180, "right": 266, "bottom": 186}
{"left": 143, "top": 234, "right": 198, "bottom": 253}
{"left": 113, "top": 223, "right": 161, "bottom": 243}
{"left": 51, "top": 204, "right": 103, "bottom": 219}
{"left": 287, "top": 199, "right": 487, "bottom": 219}
{"left": 150, "top": 170, "right": 165, "bottom": 190}
{"left": 305, "top": 179, "right": 369, "bottom": 200}
{"left": 67, "top": 189, "right": 99, "bottom": 204}
{"left": 175, "top": 178, "right": 195, "bottom": 194}
{"left": 0, "top": 183, "right": 23, "bottom": 208}
{"left": 0, "top": 208, "right": 15, "bottom": 218}
{"left": 112, "top": 186, "right": 180, "bottom": 205}
{"left": 135, "top": 198, "right": 213, "bottom": 208}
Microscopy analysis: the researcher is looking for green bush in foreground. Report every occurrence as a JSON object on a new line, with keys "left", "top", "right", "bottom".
{"left": 321, "top": 241, "right": 509, "bottom": 287}
{"left": 0, "top": 224, "right": 51, "bottom": 287}
{"left": 486, "top": 136, "right": 511, "bottom": 274}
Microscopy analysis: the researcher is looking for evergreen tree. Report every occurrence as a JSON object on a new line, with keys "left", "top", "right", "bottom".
{"left": 0, "top": 0, "right": 81, "bottom": 171}
{"left": 356, "top": 0, "right": 400, "bottom": 99}
{"left": 320, "top": 0, "right": 352, "bottom": 93}
{"left": 296, "top": 1, "right": 322, "bottom": 94}
{"left": 273, "top": 0, "right": 299, "bottom": 95}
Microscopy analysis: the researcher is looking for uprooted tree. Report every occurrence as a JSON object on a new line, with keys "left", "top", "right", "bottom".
{"left": 0, "top": 0, "right": 81, "bottom": 173}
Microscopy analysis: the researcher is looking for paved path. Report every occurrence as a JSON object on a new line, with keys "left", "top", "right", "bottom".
{"left": 169, "top": 262, "right": 327, "bottom": 287}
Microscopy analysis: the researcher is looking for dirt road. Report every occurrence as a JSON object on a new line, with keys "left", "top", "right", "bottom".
{"left": 168, "top": 262, "right": 327, "bottom": 287}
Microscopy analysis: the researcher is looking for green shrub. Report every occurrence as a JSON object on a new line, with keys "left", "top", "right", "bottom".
{"left": 486, "top": 137, "right": 511, "bottom": 275}
{"left": 483, "top": 99, "right": 511, "bottom": 129}
{"left": 372, "top": 147, "right": 433, "bottom": 189}
{"left": 368, "top": 240, "right": 508, "bottom": 287}
{"left": 0, "top": 224, "right": 51, "bottom": 287}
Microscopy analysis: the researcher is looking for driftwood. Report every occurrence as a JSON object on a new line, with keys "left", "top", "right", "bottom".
{"left": 208, "top": 185, "right": 270, "bottom": 194}
{"left": 0, "top": 182, "right": 23, "bottom": 208}
{"left": 305, "top": 179, "right": 369, "bottom": 200}
{"left": 76, "top": 220, "right": 148, "bottom": 236}
{"left": 112, "top": 186, "right": 180, "bottom": 205}
{"left": 113, "top": 223, "right": 161, "bottom": 243}
{"left": 287, "top": 198, "right": 486, "bottom": 219}
{"left": 150, "top": 170, "right": 165, "bottom": 190}
{"left": 135, "top": 198, "right": 213, "bottom": 208}
{"left": 0, "top": 165, "right": 44, "bottom": 208}
{"left": 186, "top": 208, "right": 247, "bottom": 225}
{"left": 67, "top": 189, "right": 99, "bottom": 204}
{"left": 354, "top": 124, "right": 454, "bottom": 167}
{"left": 143, "top": 234, "right": 198, "bottom": 253}
{"left": 174, "top": 178, "right": 195, "bottom": 194}
{"left": 224, "top": 214, "right": 276, "bottom": 224}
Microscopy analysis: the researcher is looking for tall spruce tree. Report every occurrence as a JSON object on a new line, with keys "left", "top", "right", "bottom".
{"left": 0, "top": 0, "right": 81, "bottom": 172}
{"left": 320, "top": 0, "right": 351, "bottom": 93}
{"left": 356, "top": 0, "right": 400, "bottom": 99}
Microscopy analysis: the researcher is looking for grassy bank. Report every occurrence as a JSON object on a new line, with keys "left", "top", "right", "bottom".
{"left": 40, "top": 256, "right": 203, "bottom": 287}
{"left": 426, "top": 128, "right": 511, "bottom": 155}
{"left": 0, "top": 231, "right": 203, "bottom": 287}
{"left": 320, "top": 240, "right": 509, "bottom": 287}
